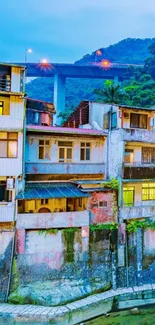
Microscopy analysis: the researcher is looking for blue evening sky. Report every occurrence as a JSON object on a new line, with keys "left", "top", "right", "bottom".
{"left": 1, "top": 0, "right": 155, "bottom": 63}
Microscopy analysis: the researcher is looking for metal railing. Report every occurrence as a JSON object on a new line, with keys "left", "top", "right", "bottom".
{"left": 0, "top": 78, "right": 11, "bottom": 92}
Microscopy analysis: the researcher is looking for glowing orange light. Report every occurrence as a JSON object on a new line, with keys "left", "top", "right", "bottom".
{"left": 41, "top": 58, "right": 48, "bottom": 64}
{"left": 96, "top": 50, "right": 102, "bottom": 56}
{"left": 100, "top": 59, "right": 111, "bottom": 68}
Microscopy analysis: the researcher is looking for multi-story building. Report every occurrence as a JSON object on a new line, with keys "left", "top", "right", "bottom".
{"left": 0, "top": 63, "right": 25, "bottom": 301}
{"left": 0, "top": 63, "right": 25, "bottom": 222}
{"left": 64, "top": 101, "right": 155, "bottom": 221}
{"left": 64, "top": 100, "right": 155, "bottom": 286}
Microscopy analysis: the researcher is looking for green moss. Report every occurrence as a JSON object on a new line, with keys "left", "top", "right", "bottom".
{"left": 63, "top": 228, "right": 78, "bottom": 263}
{"left": 10, "top": 258, "right": 20, "bottom": 292}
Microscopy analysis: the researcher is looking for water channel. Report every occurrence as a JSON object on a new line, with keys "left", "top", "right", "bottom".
{"left": 1, "top": 306, "right": 155, "bottom": 325}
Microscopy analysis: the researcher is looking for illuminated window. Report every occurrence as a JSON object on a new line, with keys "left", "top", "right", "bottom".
{"left": 0, "top": 101, "right": 3, "bottom": 115}
{"left": 123, "top": 187, "right": 134, "bottom": 207}
{"left": 39, "top": 139, "right": 50, "bottom": 160}
{"left": 58, "top": 141, "right": 72, "bottom": 162}
{"left": 80, "top": 143, "right": 90, "bottom": 161}
{"left": 0, "top": 132, "right": 18, "bottom": 158}
{"left": 142, "top": 183, "right": 155, "bottom": 201}
{"left": 142, "top": 147, "right": 155, "bottom": 163}
{"left": 130, "top": 113, "right": 147, "bottom": 129}
{"left": 41, "top": 199, "right": 48, "bottom": 205}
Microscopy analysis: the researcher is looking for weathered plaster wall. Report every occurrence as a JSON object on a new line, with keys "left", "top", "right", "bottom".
{"left": 88, "top": 191, "right": 117, "bottom": 224}
{"left": 0, "top": 224, "right": 14, "bottom": 302}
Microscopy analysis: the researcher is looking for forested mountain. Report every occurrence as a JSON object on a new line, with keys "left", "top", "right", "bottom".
{"left": 75, "top": 38, "right": 155, "bottom": 65}
{"left": 26, "top": 38, "right": 155, "bottom": 122}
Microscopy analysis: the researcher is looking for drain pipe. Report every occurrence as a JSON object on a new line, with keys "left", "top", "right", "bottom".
{"left": 6, "top": 198, "right": 17, "bottom": 301}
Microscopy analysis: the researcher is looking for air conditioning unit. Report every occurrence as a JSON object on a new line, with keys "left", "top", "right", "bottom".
{"left": 6, "top": 178, "right": 14, "bottom": 190}
{"left": 124, "top": 112, "right": 130, "bottom": 119}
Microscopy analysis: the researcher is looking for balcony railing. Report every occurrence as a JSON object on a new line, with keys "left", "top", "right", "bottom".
{"left": 120, "top": 204, "right": 155, "bottom": 220}
{"left": 25, "top": 162, "right": 105, "bottom": 175}
{"left": 122, "top": 128, "right": 155, "bottom": 143}
{"left": 17, "top": 210, "right": 89, "bottom": 229}
{"left": 0, "top": 78, "right": 11, "bottom": 92}
{"left": 123, "top": 163, "right": 155, "bottom": 179}
{"left": 0, "top": 203, "right": 15, "bottom": 222}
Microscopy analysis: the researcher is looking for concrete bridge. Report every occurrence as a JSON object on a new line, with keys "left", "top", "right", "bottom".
{"left": 22, "top": 62, "right": 139, "bottom": 125}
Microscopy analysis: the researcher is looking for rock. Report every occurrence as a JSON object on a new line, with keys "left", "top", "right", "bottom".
{"left": 105, "top": 313, "right": 110, "bottom": 317}
{"left": 130, "top": 308, "right": 140, "bottom": 315}
{"left": 9, "top": 278, "right": 110, "bottom": 307}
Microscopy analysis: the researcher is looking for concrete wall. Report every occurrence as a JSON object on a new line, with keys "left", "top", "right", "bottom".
{"left": 11, "top": 226, "right": 112, "bottom": 294}
{"left": 0, "top": 224, "right": 14, "bottom": 302}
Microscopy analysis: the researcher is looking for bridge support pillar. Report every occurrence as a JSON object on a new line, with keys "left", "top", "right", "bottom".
{"left": 53, "top": 74, "right": 66, "bottom": 126}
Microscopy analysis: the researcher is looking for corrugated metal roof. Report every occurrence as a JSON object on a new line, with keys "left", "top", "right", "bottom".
{"left": 119, "top": 105, "right": 155, "bottom": 111}
{"left": 16, "top": 182, "right": 90, "bottom": 200}
{"left": 26, "top": 125, "right": 107, "bottom": 136}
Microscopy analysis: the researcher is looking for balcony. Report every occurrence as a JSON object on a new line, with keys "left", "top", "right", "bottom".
{"left": 0, "top": 203, "right": 15, "bottom": 222}
{"left": 120, "top": 204, "right": 155, "bottom": 220}
{"left": 17, "top": 210, "right": 89, "bottom": 229}
{"left": 122, "top": 129, "right": 155, "bottom": 143}
{"left": 0, "top": 158, "right": 22, "bottom": 177}
{"left": 123, "top": 162, "right": 155, "bottom": 179}
{"left": 25, "top": 162, "right": 105, "bottom": 175}
{"left": 0, "top": 116, "right": 23, "bottom": 131}
{"left": 0, "top": 78, "right": 11, "bottom": 93}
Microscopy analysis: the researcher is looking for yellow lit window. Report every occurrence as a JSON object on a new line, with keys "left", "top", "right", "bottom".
{"left": 0, "top": 101, "right": 3, "bottom": 115}
{"left": 0, "top": 132, "right": 18, "bottom": 158}
{"left": 142, "top": 183, "right": 155, "bottom": 201}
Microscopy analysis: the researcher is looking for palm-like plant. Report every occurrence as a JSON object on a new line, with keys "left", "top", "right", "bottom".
{"left": 94, "top": 80, "right": 124, "bottom": 105}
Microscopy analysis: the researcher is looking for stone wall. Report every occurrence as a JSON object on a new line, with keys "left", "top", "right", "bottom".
{"left": 0, "top": 223, "right": 14, "bottom": 302}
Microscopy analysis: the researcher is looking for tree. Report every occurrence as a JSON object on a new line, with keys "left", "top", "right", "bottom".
{"left": 94, "top": 80, "right": 125, "bottom": 104}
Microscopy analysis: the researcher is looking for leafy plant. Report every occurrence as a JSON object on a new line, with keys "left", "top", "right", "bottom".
{"left": 90, "top": 222, "right": 118, "bottom": 232}
{"left": 126, "top": 219, "right": 155, "bottom": 233}
{"left": 37, "top": 228, "right": 59, "bottom": 236}
{"left": 102, "top": 178, "right": 119, "bottom": 190}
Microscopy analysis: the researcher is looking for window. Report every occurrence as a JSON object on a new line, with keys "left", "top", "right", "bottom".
{"left": 142, "top": 183, "right": 155, "bottom": 201}
{"left": 39, "top": 140, "right": 50, "bottom": 160}
{"left": 124, "top": 149, "right": 134, "bottom": 163}
{"left": 123, "top": 187, "right": 134, "bottom": 207}
{"left": 142, "top": 147, "right": 155, "bottom": 164}
{"left": 80, "top": 143, "right": 90, "bottom": 161}
{"left": 79, "top": 197, "right": 82, "bottom": 207}
{"left": 0, "top": 101, "right": 3, "bottom": 115}
{"left": 130, "top": 113, "right": 147, "bottom": 129}
{"left": 41, "top": 199, "right": 49, "bottom": 205}
{"left": 111, "top": 112, "right": 117, "bottom": 129}
{"left": 98, "top": 201, "right": 107, "bottom": 208}
{"left": 0, "top": 132, "right": 18, "bottom": 158}
{"left": 58, "top": 141, "right": 73, "bottom": 162}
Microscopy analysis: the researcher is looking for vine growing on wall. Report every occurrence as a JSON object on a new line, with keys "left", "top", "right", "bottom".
{"left": 90, "top": 222, "right": 118, "bottom": 232}
{"left": 126, "top": 219, "right": 155, "bottom": 233}
{"left": 37, "top": 229, "right": 59, "bottom": 236}
{"left": 102, "top": 178, "right": 119, "bottom": 190}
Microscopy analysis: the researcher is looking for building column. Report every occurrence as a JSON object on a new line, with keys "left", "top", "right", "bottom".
{"left": 81, "top": 226, "right": 89, "bottom": 262}
{"left": 53, "top": 74, "right": 66, "bottom": 126}
{"left": 136, "top": 228, "right": 143, "bottom": 285}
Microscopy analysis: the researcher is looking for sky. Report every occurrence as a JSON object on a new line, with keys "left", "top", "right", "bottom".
{"left": 1, "top": 0, "right": 155, "bottom": 63}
